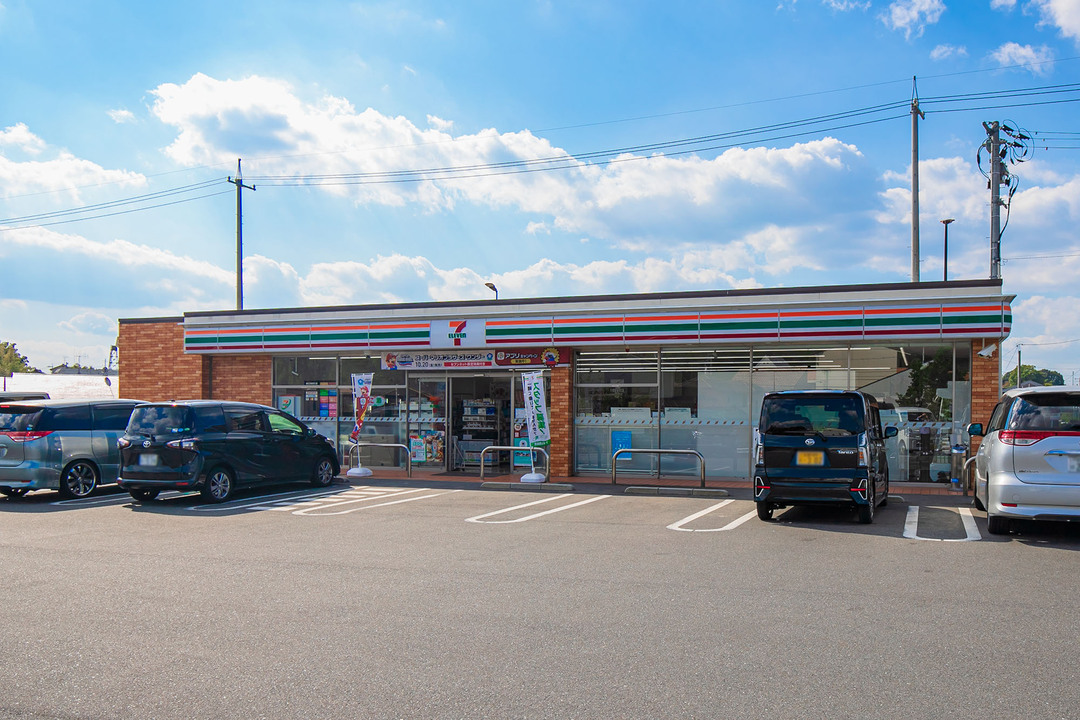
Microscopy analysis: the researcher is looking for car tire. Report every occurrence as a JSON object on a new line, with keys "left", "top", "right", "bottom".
{"left": 58, "top": 460, "right": 99, "bottom": 499}
{"left": 858, "top": 484, "right": 875, "bottom": 524}
{"left": 1, "top": 487, "right": 29, "bottom": 498}
{"left": 986, "top": 514, "right": 1011, "bottom": 535}
{"left": 129, "top": 489, "right": 160, "bottom": 501}
{"left": 756, "top": 502, "right": 773, "bottom": 521}
{"left": 201, "top": 467, "right": 235, "bottom": 503}
{"left": 972, "top": 493, "right": 986, "bottom": 512}
{"left": 311, "top": 456, "right": 336, "bottom": 487}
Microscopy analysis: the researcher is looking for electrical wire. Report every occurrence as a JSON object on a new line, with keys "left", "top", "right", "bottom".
{"left": 0, "top": 190, "right": 233, "bottom": 232}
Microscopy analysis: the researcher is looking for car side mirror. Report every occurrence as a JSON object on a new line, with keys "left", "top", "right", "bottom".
{"left": 966, "top": 423, "right": 984, "bottom": 437}
{"left": 884, "top": 426, "right": 898, "bottom": 439}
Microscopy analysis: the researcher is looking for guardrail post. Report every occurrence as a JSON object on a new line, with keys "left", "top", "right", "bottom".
{"left": 611, "top": 448, "right": 706, "bottom": 488}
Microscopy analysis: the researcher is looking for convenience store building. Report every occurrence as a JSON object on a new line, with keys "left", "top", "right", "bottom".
{"left": 117, "top": 279, "right": 1012, "bottom": 483}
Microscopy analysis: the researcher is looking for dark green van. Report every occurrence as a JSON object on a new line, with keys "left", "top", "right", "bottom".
{"left": 754, "top": 390, "right": 897, "bottom": 524}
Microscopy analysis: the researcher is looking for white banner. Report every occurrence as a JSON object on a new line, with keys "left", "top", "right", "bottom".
{"left": 349, "top": 373, "right": 374, "bottom": 442}
{"left": 521, "top": 371, "right": 551, "bottom": 447}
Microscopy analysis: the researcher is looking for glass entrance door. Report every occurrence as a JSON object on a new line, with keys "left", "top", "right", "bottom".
{"left": 449, "top": 375, "right": 512, "bottom": 472}
{"left": 407, "top": 376, "right": 447, "bottom": 470}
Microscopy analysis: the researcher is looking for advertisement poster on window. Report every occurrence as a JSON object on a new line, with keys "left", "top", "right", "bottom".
{"left": 521, "top": 371, "right": 550, "bottom": 447}
{"left": 349, "top": 373, "right": 374, "bottom": 443}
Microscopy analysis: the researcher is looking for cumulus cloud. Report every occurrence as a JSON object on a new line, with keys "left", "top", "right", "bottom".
{"left": 991, "top": 42, "right": 1055, "bottom": 73}
{"left": 822, "top": 0, "right": 871, "bottom": 10}
{"left": 58, "top": 311, "right": 117, "bottom": 336}
{"left": 881, "top": 0, "right": 946, "bottom": 39}
{"left": 1032, "top": 0, "right": 1080, "bottom": 43}
{"left": 990, "top": 0, "right": 1016, "bottom": 9}
{"left": 0, "top": 124, "right": 145, "bottom": 199}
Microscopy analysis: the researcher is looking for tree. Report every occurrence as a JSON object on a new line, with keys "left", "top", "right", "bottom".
{"left": 1002, "top": 364, "right": 1064, "bottom": 388}
{"left": 0, "top": 342, "right": 39, "bottom": 375}
{"left": 898, "top": 348, "right": 954, "bottom": 420}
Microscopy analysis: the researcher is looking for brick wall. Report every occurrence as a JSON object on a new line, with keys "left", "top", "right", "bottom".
{"left": 118, "top": 319, "right": 272, "bottom": 405}
{"left": 969, "top": 338, "right": 1002, "bottom": 455}
{"left": 117, "top": 319, "right": 206, "bottom": 402}
{"left": 549, "top": 359, "right": 574, "bottom": 477}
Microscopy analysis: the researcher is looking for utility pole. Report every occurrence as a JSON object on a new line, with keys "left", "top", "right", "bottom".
{"left": 911, "top": 77, "right": 924, "bottom": 283}
{"left": 983, "top": 122, "right": 1003, "bottom": 280}
{"left": 227, "top": 158, "right": 256, "bottom": 311}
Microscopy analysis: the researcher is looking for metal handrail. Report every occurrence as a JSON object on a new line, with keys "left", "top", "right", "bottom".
{"left": 963, "top": 455, "right": 977, "bottom": 497}
{"left": 611, "top": 448, "right": 706, "bottom": 488}
{"left": 348, "top": 442, "right": 412, "bottom": 478}
{"left": 478, "top": 445, "right": 550, "bottom": 482}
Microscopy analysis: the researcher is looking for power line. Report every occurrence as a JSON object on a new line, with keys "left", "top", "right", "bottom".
{"left": 0, "top": 190, "right": 233, "bottom": 232}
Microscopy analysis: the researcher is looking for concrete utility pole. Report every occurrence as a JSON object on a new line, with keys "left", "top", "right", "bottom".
{"left": 227, "top": 159, "right": 256, "bottom": 311}
{"left": 910, "top": 77, "right": 925, "bottom": 282}
{"left": 983, "top": 121, "right": 1003, "bottom": 280}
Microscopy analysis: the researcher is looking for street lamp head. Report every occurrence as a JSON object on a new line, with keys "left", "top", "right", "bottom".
{"left": 484, "top": 282, "right": 498, "bottom": 299}
{"left": 941, "top": 218, "right": 955, "bottom": 226}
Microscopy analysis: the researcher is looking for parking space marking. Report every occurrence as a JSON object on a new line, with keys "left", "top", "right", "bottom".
{"left": 187, "top": 486, "right": 367, "bottom": 512}
{"left": 291, "top": 488, "right": 461, "bottom": 516}
{"left": 903, "top": 505, "right": 982, "bottom": 542}
{"left": 465, "top": 493, "right": 609, "bottom": 524}
{"left": 667, "top": 499, "right": 755, "bottom": 532}
{"left": 51, "top": 490, "right": 197, "bottom": 507}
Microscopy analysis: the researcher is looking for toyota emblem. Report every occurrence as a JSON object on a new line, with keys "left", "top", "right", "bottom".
{"left": 142, "top": 440, "right": 152, "bottom": 448}
{"left": 804, "top": 438, "right": 815, "bottom": 446}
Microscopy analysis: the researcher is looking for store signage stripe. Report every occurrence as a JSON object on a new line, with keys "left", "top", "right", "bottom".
{"left": 864, "top": 316, "right": 939, "bottom": 327}
{"left": 942, "top": 314, "right": 1004, "bottom": 325}
{"left": 781, "top": 330, "right": 865, "bottom": 338}
{"left": 779, "top": 318, "right": 863, "bottom": 329}
{"left": 553, "top": 325, "right": 623, "bottom": 335}
{"left": 699, "top": 332, "right": 780, "bottom": 340}
{"left": 624, "top": 314, "right": 699, "bottom": 323}
{"left": 699, "top": 311, "right": 777, "bottom": 320}
{"left": 623, "top": 323, "right": 700, "bottom": 333}
{"left": 779, "top": 308, "right": 863, "bottom": 318}
{"left": 486, "top": 327, "right": 552, "bottom": 336}
{"left": 700, "top": 320, "right": 778, "bottom": 331}
{"left": 863, "top": 306, "right": 940, "bottom": 316}
{"left": 486, "top": 319, "right": 553, "bottom": 327}
{"left": 553, "top": 317, "right": 624, "bottom": 325}
{"left": 864, "top": 328, "right": 942, "bottom": 336}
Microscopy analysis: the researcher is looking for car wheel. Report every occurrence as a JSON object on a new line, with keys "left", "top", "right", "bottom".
{"left": 59, "top": 460, "right": 99, "bottom": 499}
{"left": 756, "top": 502, "right": 773, "bottom": 521}
{"left": 129, "top": 489, "right": 160, "bottom": 501}
{"left": 311, "top": 456, "right": 336, "bottom": 487}
{"left": 1, "top": 487, "right": 29, "bottom": 498}
{"left": 986, "top": 514, "right": 1011, "bottom": 535}
{"left": 972, "top": 492, "right": 986, "bottom": 512}
{"left": 201, "top": 467, "right": 235, "bottom": 503}
{"left": 858, "top": 484, "right": 875, "bottom": 524}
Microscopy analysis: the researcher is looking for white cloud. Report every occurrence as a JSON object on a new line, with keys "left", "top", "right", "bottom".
{"left": 427, "top": 115, "right": 453, "bottom": 132}
{"left": 0, "top": 124, "right": 145, "bottom": 199}
{"left": 822, "top": 0, "right": 871, "bottom": 10}
{"left": 58, "top": 311, "right": 116, "bottom": 336}
{"left": 107, "top": 108, "right": 135, "bottom": 124}
{"left": 1032, "top": 0, "right": 1080, "bottom": 43}
{"left": 990, "top": 42, "right": 1055, "bottom": 73}
{"left": 930, "top": 44, "right": 968, "bottom": 60}
{"left": 990, "top": 0, "right": 1016, "bottom": 9}
{"left": 881, "top": 0, "right": 946, "bottom": 39}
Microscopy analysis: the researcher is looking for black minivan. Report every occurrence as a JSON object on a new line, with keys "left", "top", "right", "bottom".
{"left": 117, "top": 400, "right": 340, "bottom": 502}
{"left": 754, "top": 390, "right": 896, "bottom": 524}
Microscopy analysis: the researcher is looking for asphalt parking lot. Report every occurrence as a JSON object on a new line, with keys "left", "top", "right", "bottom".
{"left": 2, "top": 479, "right": 1078, "bottom": 720}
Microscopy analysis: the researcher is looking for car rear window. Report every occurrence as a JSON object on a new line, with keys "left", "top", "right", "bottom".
{"left": 0, "top": 405, "right": 44, "bottom": 432}
{"left": 127, "top": 406, "right": 195, "bottom": 436}
{"left": 1007, "top": 393, "right": 1080, "bottom": 431}
{"left": 761, "top": 395, "right": 865, "bottom": 435}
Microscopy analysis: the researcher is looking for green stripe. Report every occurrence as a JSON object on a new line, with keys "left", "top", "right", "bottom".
{"left": 865, "top": 316, "right": 938, "bottom": 327}
{"left": 700, "top": 320, "right": 776, "bottom": 331}
{"left": 624, "top": 322, "right": 699, "bottom": 333}
{"left": 554, "top": 324, "right": 623, "bottom": 335}
{"left": 943, "top": 314, "right": 1003, "bottom": 325}
{"left": 779, "top": 318, "right": 863, "bottom": 329}
{"left": 487, "top": 326, "right": 551, "bottom": 336}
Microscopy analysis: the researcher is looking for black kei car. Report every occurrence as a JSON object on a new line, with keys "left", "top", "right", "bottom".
{"left": 754, "top": 390, "right": 897, "bottom": 524}
{"left": 118, "top": 400, "right": 340, "bottom": 502}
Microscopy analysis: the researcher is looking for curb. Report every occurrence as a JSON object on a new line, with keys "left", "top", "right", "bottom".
{"left": 624, "top": 486, "right": 730, "bottom": 498}
{"left": 480, "top": 482, "right": 576, "bottom": 492}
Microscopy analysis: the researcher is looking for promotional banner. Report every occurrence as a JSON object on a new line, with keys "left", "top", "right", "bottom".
{"left": 349, "top": 373, "right": 374, "bottom": 443}
{"left": 521, "top": 371, "right": 551, "bottom": 447}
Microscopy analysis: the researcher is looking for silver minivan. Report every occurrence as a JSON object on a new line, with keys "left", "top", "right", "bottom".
{"left": 968, "top": 386, "right": 1080, "bottom": 534}
{"left": 0, "top": 399, "right": 144, "bottom": 499}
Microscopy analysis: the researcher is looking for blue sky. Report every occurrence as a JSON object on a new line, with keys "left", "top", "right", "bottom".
{"left": 2, "top": 0, "right": 1080, "bottom": 379}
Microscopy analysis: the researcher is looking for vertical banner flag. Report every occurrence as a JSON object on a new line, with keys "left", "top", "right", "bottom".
{"left": 349, "top": 373, "right": 374, "bottom": 443}
{"left": 521, "top": 371, "right": 551, "bottom": 447}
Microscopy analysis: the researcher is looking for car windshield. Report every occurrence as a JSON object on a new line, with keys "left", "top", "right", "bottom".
{"left": 127, "top": 406, "right": 195, "bottom": 436}
{"left": 761, "top": 395, "right": 864, "bottom": 436}
{"left": 1007, "top": 393, "right": 1080, "bottom": 431}
{"left": 0, "top": 405, "right": 44, "bottom": 432}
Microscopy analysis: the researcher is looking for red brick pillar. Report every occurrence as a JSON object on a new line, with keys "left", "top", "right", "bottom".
{"left": 549, "top": 356, "right": 575, "bottom": 477}
{"left": 969, "top": 339, "right": 1002, "bottom": 457}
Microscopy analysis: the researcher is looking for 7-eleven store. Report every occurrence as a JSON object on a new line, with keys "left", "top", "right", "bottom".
{"left": 117, "top": 279, "right": 1012, "bottom": 485}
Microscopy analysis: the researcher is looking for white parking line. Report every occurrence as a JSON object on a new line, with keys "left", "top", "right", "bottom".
{"left": 465, "top": 493, "right": 609, "bottom": 524}
{"left": 903, "top": 506, "right": 982, "bottom": 542}
{"left": 51, "top": 490, "right": 197, "bottom": 507}
{"left": 292, "top": 489, "right": 461, "bottom": 516}
{"left": 668, "top": 499, "right": 738, "bottom": 532}
{"left": 188, "top": 486, "right": 354, "bottom": 512}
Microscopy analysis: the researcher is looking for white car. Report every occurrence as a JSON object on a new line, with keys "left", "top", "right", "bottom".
{"left": 968, "top": 386, "right": 1080, "bottom": 534}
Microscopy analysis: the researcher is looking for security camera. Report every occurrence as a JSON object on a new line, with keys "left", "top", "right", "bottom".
{"left": 977, "top": 343, "right": 997, "bottom": 358}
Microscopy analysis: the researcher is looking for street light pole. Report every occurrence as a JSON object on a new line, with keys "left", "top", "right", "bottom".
{"left": 484, "top": 282, "right": 498, "bottom": 300}
{"left": 941, "top": 218, "right": 955, "bottom": 281}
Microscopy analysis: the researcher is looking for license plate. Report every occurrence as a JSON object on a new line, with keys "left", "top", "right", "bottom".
{"left": 796, "top": 450, "right": 825, "bottom": 466}
{"left": 138, "top": 454, "right": 159, "bottom": 466}
{"left": 1069, "top": 456, "right": 1080, "bottom": 473}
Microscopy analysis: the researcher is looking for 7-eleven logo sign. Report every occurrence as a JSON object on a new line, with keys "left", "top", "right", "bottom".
{"left": 448, "top": 320, "right": 468, "bottom": 346}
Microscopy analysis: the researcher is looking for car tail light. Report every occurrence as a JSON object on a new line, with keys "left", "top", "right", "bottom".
{"left": 858, "top": 436, "right": 870, "bottom": 467}
{"left": 998, "top": 430, "right": 1080, "bottom": 445}
{"left": 0, "top": 431, "right": 52, "bottom": 442}
{"left": 166, "top": 438, "right": 197, "bottom": 450}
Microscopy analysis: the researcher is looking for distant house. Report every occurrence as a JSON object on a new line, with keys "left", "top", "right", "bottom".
{"left": 49, "top": 364, "right": 113, "bottom": 375}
